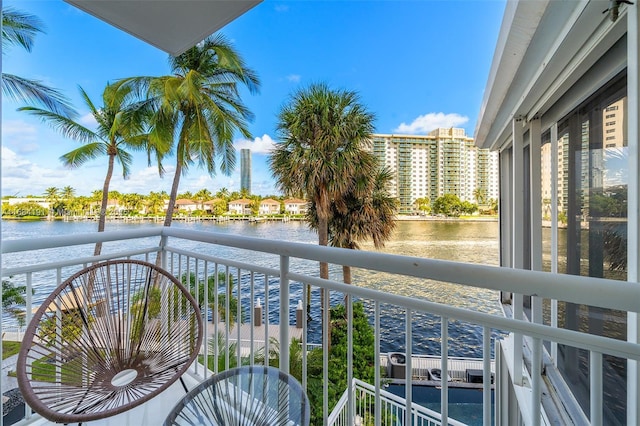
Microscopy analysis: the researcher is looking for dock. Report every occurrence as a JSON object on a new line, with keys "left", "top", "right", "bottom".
{"left": 201, "top": 322, "right": 307, "bottom": 356}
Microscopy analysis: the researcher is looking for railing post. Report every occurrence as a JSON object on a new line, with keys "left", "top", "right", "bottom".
{"left": 279, "top": 255, "right": 290, "bottom": 374}
{"left": 590, "top": 351, "right": 603, "bottom": 426}
{"left": 347, "top": 295, "right": 354, "bottom": 425}
{"left": 302, "top": 283, "right": 308, "bottom": 390}
{"left": 374, "top": 302, "right": 381, "bottom": 426}
{"left": 483, "top": 326, "right": 492, "bottom": 426}
{"left": 159, "top": 229, "right": 168, "bottom": 269}
{"left": 405, "top": 309, "right": 412, "bottom": 426}
{"left": 531, "top": 338, "right": 542, "bottom": 426}
{"left": 323, "top": 274, "right": 329, "bottom": 425}
{"left": 441, "top": 316, "right": 448, "bottom": 424}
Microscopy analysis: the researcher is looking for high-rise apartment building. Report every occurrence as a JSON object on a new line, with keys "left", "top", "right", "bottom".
{"left": 371, "top": 128, "right": 499, "bottom": 213}
{"left": 240, "top": 149, "right": 251, "bottom": 194}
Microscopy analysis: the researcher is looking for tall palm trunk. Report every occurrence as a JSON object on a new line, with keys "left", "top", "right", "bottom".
{"left": 164, "top": 160, "right": 182, "bottom": 228}
{"left": 94, "top": 154, "right": 115, "bottom": 256}
{"left": 342, "top": 265, "right": 352, "bottom": 285}
{"left": 156, "top": 154, "right": 183, "bottom": 268}
{"left": 318, "top": 213, "right": 332, "bottom": 350}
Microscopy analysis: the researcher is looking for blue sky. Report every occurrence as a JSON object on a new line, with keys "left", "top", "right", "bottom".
{"left": 2, "top": 0, "right": 505, "bottom": 198}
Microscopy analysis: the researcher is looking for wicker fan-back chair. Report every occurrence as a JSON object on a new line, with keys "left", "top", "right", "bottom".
{"left": 17, "top": 259, "right": 203, "bottom": 424}
{"left": 164, "top": 365, "right": 310, "bottom": 426}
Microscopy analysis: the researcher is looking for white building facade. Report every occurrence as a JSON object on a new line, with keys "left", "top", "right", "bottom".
{"left": 371, "top": 129, "right": 498, "bottom": 214}
{"left": 475, "top": 1, "right": 639, "bottom": 424}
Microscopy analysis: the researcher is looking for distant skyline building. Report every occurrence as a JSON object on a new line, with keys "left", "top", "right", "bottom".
{"left": 371, "top": 128, "right": 499, "bottom": 214}
{"left": 240, "top": 149, "right": 252, "bottom": 194}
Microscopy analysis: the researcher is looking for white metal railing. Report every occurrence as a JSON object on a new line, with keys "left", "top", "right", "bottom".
{"left": 328, "top": 379, "right": 466, "bottom": 426}
{"left": 2, "top": 227, "right": 640, "bottom": 425}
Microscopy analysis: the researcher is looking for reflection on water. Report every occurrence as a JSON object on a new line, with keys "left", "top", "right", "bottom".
{"left": 2, "top": 219, "right": 503, "bottom": 356}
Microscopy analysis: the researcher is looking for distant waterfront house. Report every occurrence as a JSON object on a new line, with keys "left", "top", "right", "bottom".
{"left": 228, "top": 198, "right": 252, "bottom": 215}
{"left": 283, "top": 198, "right": 308, "bottom": 215}
{"left": 203, "top": 199, "right": 225, "bottom": 214}
{"left": 173, "top": 199, "right": 199, "bottom": 213}
{"left": 6, "top": 197, "right": 50, "bottom": 209}
{"left": 258, "top": 198, "right": 280, "bottom": 215}
{"left": 91, "top": 199, "right": 125, "bottom": 215}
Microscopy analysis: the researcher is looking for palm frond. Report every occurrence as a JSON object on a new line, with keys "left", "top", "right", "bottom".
{"left": 115, "top": 149, "right": 133, "bottom": 179}
{"left": 18, "top": 106, "right": 99, "bottom": 142}
{"left": 2, "top": 7, "right": 42, "bottom": 52}
{"left": 4, "top": 74, "right": 76, "bottom": 117}
{"left": 59, "top": 143, "right": 106, "bottom": 168}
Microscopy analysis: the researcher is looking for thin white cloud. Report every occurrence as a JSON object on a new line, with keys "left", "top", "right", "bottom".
{"left": 394, "top": 112, "right": 469, "bottom": 134}
{"left": 275, "top": 5, "right": 289, "bottom": 12}
{"left": 1, "top": 146, "right": 80, "bottom": 196}
{"left": 286, "top": 74, "right": 301, "bottom": 83}
{"left": 17, "top": 143, "right": 39, "bottom": 153}
{"left": 2, "top": 120, "right": 39, "bottom": 153}
{"left": 234, "top": 134, "right": 276, "bottom": 154}
{"left": 2, "top": 120, "right": 38, "bottom": 141}
{"left": 79, "top": 113, "right": 98, "bottom": 128}
{"left": 109, "top": 166, "right": 171, "bottom": 194}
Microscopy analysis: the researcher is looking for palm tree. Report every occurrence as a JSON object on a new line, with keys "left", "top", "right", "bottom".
{"left": 60, "top": 186, "right": 75, "bottom": 214}
{"left": 2, "top": 278, "right": 31, "bottom": 329}
{"left": 121, "top": 193, "right": 144, "bottom": 214}
{"left": 61, "top": 186, "right": 75, "bottom": 200}
{"left": 145, "top": 191, "right": 167, "bottom": 216}
{"left": 43, "top": 186, "right": 59, "bottom": 202}
{"left": 2, "top": 7, "right": 74, "bottom": 116}
{"left": 43, "top": 187, "right": 59, "bottom": 218}
{"left": 216, "top": 187, "right": 230, "bottom": 200}
{"left": 414, "top": 197, "right": 431, "bottom": 215}
{"left": 20, "top": 84, "right": 150, "bottom": 255}
{"left": 308, "top": 166, "right": 398, "bottom": 284}
{"left": 117, "top": 34, "right": 260, "bottom": 233}
{"left": 473, "top": 187, "right": 486, "bottom": 205}
{"left": 194, "top": 188, "right": 213, "bottom": 210}
{"left": 269, "top": 83, "right": 376, "bottom": 281}
{"left": 177, "top": 191, "right": 194, "bottom": 201}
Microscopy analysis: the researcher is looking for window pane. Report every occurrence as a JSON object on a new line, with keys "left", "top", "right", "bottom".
{"left": 556, "top": 91, "right": 627, "bottom": 424}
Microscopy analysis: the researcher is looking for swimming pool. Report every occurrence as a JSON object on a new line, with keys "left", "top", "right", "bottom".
{"left": 385, "top": 384, "right": 495, "bottom": 426}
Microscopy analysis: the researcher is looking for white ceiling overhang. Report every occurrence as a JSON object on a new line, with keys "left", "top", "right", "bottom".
{"left": 64, "top": 0, "right": 262, "bottom": 56}
{"left": 474, "top": 0, "right": 628, "bottom": 150}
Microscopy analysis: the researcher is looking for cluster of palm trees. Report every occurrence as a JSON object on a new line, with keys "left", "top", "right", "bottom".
{"left": 5, "top": 8, "right": 397, "bottom": 418}
{"left": 6, "top": 6, "right": 259, "bottom": 254}
{"left": 30, "top": 186, "right": 287, "bottom": 217}
{"left": 17, "top": 33, "right": 258, "bottom": 255}
{"left": 7, "top": 6, "right": 397, "bottom": 269}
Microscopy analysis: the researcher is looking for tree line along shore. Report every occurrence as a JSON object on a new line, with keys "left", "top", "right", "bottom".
{"left": 2, "top": 187, "right": 498, "bottom": 221}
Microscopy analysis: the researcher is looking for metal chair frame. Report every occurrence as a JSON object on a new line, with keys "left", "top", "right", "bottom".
{"left": 164, "top": 365, "right": 310, "bottom": 426}
{"left": 17, "top": 259, "right": 203, "bottom": 424}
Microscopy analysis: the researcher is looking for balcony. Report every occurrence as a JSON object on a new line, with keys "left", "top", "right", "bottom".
{"left": 2, "top": 227, "right": 640, "bottom": 425}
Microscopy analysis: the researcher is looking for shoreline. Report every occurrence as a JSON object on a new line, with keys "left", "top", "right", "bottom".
{"left": 394, "top": 215, "right": 498, "bottom": 222}
{"left": 1, "top": 215, "right": 499, "bottom": 223}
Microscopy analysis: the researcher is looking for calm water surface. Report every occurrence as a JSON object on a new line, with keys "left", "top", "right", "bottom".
{"left": 2, "top": 219, "right": 503, "bottom": 356}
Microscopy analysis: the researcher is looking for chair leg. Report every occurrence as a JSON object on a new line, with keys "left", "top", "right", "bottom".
{"left": 180, "top": 376, "right": 188, "bottom": 393}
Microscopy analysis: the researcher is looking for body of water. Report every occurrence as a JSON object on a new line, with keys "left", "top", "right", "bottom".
{"left": 1, "top": 219, "right": 503, "bottom": 357}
